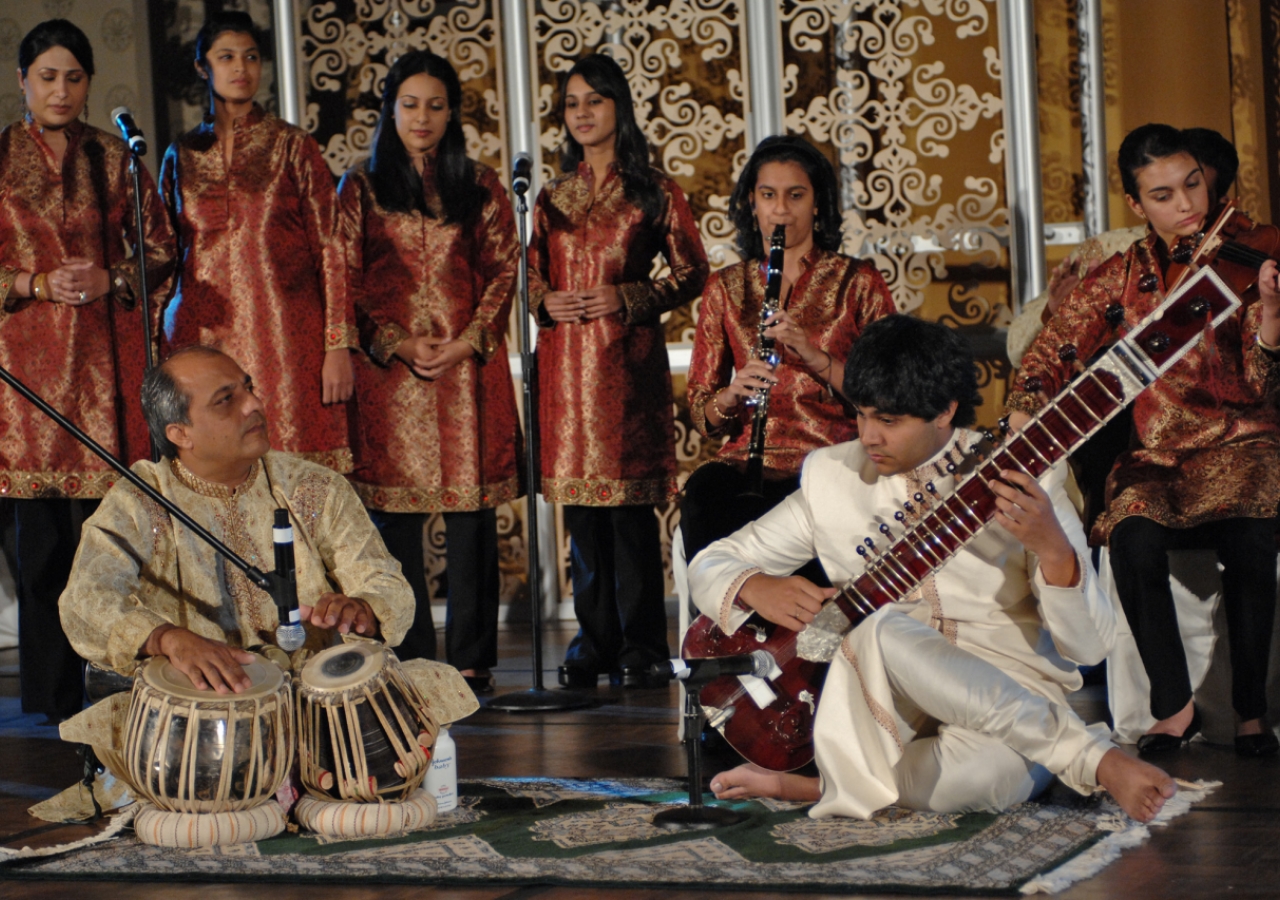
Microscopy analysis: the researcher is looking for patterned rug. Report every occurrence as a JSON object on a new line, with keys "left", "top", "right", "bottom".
{"left": 1, "top": 777, "right": 1214, "bottom": 894}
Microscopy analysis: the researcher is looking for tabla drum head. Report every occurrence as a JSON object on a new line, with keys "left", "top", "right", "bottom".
{"left": 301, "top": 642, "right": 387, "bottom": 691}
{"left": 140, "top": 653, "right": 284, "bottom": 701}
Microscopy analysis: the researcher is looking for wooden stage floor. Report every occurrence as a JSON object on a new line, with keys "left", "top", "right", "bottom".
{"left": 2, "top": 621, "right": 1278, "bottom": 899}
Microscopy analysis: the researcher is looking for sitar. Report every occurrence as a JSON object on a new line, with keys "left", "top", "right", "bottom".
{"left": 681, "top": 265, "right": 1243, "bottom": 772}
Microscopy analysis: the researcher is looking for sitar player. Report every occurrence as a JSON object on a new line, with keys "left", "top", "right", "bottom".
{"left": 693, "top": 315, "right": 1177, "bottom": 824}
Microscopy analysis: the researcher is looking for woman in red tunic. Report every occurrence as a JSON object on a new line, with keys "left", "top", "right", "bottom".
{"left": 529, "top": 54, "right": 709, "bottom": 689}
{"left": 341, "top": 51, "right": 521, "bottom": 691}
{"left": 159, "top": 11, "right": 354, "bottom": 473}
{"left": 1009, "top": 124, "right": 1280, "bottom": 757}
{"left": 0, "top": 19, "right": 175, "bottom": 721}
{"left": 683, "top": 134, "right": 895, "bottom": 564}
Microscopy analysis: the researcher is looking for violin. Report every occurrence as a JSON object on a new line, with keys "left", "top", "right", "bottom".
{"left": 1166, "top": 199, "right": 1280, "bottom": 296}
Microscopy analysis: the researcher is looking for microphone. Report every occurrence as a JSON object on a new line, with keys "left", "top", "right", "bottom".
{"left": 512, "top": 152, "right": 533, "bottom": 196}
{"left": 111, "top": 106, "right": 147, "bottom": 157}
{"left": 271, "top": 508, "right": 306, "bottom": 652}
{"left": 649, "top": 650, "right": 775, "bottom": 686}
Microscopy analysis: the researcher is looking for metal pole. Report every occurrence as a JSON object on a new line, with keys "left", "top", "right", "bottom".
{"left": 745, "top": 1, "right": 786, "bottom": 149}
{"left": 997, "top": 0, "right": 1046, "bottom": 312}
{"left": 272, "top": 0, "right": 302, "bottom": 125}
{"left": 1077, "top": 0, "right": 1109, "bottom": 238}
{"left": 127, "top": 155, "right": 158, "bottom": 462}
{"left": 488, "top": 0, "right": 590, "bottom": 712}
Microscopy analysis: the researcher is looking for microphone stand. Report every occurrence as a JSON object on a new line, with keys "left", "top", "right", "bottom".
{"left": 0, "top": 363, "right": 295, "bottom": 619}
{"left": 487, "top": 171, "right": 590, "bottom": 713}
{"left": 122, "top": 138, "right": 159, "bottom": 462}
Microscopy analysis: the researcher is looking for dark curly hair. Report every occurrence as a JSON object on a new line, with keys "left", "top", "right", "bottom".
{"left": 842, "top": 315, "right": 979, "bottom": 428}
{"left": 19, "top": 19, "right": 94, "bottom": 77}
{"left": 729, "top": 135, "right": 843, "bottom": 260}
{"left": 1117, "top": 124, "right": 1191, "bottom": 199}
{"left": 366, "top": 50, "right": 486, "bottom": 225}
{"left": 556, "top": 53, "right": 663, "bottom": 225}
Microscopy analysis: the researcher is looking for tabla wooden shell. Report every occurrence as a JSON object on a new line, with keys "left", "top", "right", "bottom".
{"left": 123, "top": 655, "right": 293, "bottom": 814}
{"left": 296, "top": 642, "right": 436, "bottom": 803}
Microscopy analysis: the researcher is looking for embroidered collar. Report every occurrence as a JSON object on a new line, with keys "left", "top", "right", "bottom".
{"left": 171, "top": 457, "right": 262, "bottom": 500}
{"left": 904, "top": 428, "right": 969, "bottom": 485}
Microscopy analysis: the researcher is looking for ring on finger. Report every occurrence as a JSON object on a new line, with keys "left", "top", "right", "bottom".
{"left": 78, "top": 290, "right": 86, "bottom": 302}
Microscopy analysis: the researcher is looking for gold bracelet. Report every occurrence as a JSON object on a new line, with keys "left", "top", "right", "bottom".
{"left": 710, "top": 387, "right": 734, "bottom": 418}
{"left": 31, "top": 272, "right": 51, "bottom": 303}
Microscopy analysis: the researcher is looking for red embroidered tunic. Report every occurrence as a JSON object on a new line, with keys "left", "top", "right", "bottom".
{"left": 528, "top": 164, "right": 708, "bottom": 506}
{"left": 0, "top": 119, "right": 175, "bottom": 497}
{"left": 159, "top": 105, "right": 355, "bottom": 472}
{"left": 1006, "top": 230, "right": 1280, "bottom": 544}
{"left": 340, "top": 161, "right": 522, "bottom": 512}
{"left": 688, "top": 250, "right": 895, "bottom": 479}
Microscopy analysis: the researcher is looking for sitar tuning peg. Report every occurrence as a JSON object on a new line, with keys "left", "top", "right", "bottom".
{"left": 945, "top": 462, "right": 957, "bottom": 474}
{"left": 925, "top": 482, "right": 937, "bottom": 495}
{"left": 1105, "top": 302, "right": 1126, "bottom": 327}
{"left": 894, "top": 510, "right": 906, "bottom": 522}
{"left": 997, "top": 415, "right": 1010, "bottom": 434}
{"left": 1137, "top": 274, "right": 1158, "bottom": 293}
{"left": 879, "top": 523, "right": 892, "bottom": 536}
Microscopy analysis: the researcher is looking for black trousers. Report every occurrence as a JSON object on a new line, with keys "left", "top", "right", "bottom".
{"left": 14, "top": 498, "right": 97, "bottom": 721}
{"left": 562, "top": 504, "right": 668, "bottom": 673}
{"left": 370, "top": 509, "right": 500, "bottom": 670}
{"left": 1109, "top": 515, "right": 1276, "bottom": 722}
{"left": 680, "top": 461, "right": 829, "bottom": 586}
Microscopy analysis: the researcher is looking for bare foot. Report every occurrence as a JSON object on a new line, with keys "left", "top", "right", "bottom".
{"left": 1096, "top": 747, "right": 1177, "bottom": 823}
{"left": 709, "top": 763, "right": 821, "bottom": 802}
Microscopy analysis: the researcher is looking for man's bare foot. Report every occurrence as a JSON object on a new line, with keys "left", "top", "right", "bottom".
{"left": 709, "top": 763, "right": 821, "bottom": 802}
{"left": 1096, "top": 747, "right": 1177, "bottom": 823}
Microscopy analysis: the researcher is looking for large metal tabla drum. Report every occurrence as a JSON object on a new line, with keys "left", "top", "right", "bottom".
{"left": 297, "top": 642, "right": 436, "bottom": 803}
{"left": 124, "top": 654, "right": 293, "bottom": 814}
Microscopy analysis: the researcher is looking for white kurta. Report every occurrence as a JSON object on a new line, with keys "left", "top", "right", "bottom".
{"left": 688, "top": 428, "right": 1117, "bottom": 818}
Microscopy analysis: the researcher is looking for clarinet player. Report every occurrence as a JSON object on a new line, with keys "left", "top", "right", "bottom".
{"left": 682, "top": 135, "right": 894, "bottom": 565}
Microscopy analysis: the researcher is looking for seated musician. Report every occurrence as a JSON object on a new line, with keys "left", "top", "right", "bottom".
{"left": 59, "top": 346, "right": 414, "bottom": 694}
{"left": 694, "top": 315, "right": 1176, "bottom": 823}
{"left": 681, "top": 134, "right": 894, "bottom": 564}
{"left": 1008, "top": 124, "right": 1280, "bottom": 758}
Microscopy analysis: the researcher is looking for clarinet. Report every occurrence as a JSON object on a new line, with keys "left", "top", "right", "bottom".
{"left": 743, "top": 224, "right": 787, "bottom": 494}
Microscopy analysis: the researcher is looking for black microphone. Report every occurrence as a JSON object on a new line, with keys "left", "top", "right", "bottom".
{"left": 111, "top": 106, "right": 147, "bottom": 157}
{"left": 271, "top": 508, "right": 305, "bottom": 652}
{"left": 512, "top": 152, "right": 533, "bottom": 196}
{"left": 649, "top": 650, "right": 775, "bottom": 686}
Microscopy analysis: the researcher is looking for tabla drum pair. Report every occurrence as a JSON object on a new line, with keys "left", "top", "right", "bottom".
{"left": 296, "top": 641, "right": 437, "bottom": 803}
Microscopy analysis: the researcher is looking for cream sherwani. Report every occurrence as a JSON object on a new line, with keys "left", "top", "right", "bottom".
{"left": 689, "top": 429, "right": 1117, "bottom": 818}
{"left": 60, "top": 451, "right": 415, "bottom": 675}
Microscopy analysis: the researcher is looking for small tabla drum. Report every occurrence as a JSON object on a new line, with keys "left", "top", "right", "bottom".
{"left": 297, "top": 642, "right": 437, "bottom": 803}
{"left": 123, "top": 654, "right": 293, "bottom": 814}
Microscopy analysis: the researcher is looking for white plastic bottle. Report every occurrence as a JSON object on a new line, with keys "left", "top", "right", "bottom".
{"left": 425, "top": 725, "right": 457, "bottom": 813}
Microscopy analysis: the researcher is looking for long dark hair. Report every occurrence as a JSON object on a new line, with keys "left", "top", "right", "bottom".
{"left": 1117, "top": 124, "right": 1191, "bottom": 199}
{"left": 193, "top": 11, "right": 265, "bottom": 115}
{"left": 368, "top": 50, "right": 485, "bottom": 225}
{"left": 19, "top": 18, "right": 95, "bottom": 77}
{"left": 556, "top": 54, "right": 662, "bottom": 225}
{"left": 729, "top": 135, "right": 843, "bottom": 260}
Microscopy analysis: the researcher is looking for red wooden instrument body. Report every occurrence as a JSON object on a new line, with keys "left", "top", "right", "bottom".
{"left": 682, "top": 266, "right": 1243, "bottom": 772}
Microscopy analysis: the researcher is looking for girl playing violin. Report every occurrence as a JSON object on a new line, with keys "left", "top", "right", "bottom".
{"left": 1007, "top": 123, "right": 1280, "bottom": 758}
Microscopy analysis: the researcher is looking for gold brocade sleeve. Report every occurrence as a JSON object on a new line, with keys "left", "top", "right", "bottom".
{"left": 303, "top": 469, "right": 416, "bottom": 647}
{"left": 292, "top": 132, "right": 355, "bottom": 353}
{"left": 59, "top": 481, "right": 180, "bottom": 675}
{"left": 456, "top": 167, "right": 519, "bottom": 362}
{"left": 688, "top": 266, "right": 744, "bottom": 440}
{"left": 616, "top": 180, "right": 709, "bottom": 325}
{"left": 104, "top": 151, "right": 177, "bottom": 314}
{"left": 527, "top": 187, "right": 556, "bottom": 328}
{"left": 1005, "top": 250, "right": 1132, "bottom": 416}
